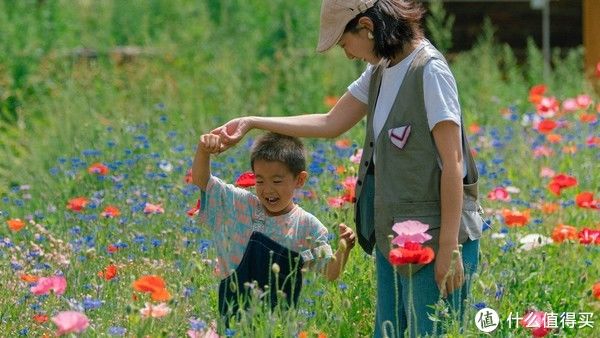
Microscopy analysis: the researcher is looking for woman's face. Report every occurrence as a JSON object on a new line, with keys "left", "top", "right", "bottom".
{"left": 337, "top": 27, "right": 380, "bottom": 65}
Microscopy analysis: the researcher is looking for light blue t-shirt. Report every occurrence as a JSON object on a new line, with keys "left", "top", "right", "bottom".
{"left": 198, "top": 175, "right": 333, "bottom": 279}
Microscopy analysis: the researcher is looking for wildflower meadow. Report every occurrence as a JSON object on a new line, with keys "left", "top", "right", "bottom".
{"left": 1, "top": 1, "right": 599, "bottom": 337}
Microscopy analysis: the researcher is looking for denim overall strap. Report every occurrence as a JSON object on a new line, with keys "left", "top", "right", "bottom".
{"left": 218, "top": 231, "right": 304, "bottom": 319}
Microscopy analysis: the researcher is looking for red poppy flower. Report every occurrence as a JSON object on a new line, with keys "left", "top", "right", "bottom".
{"left": 468, "top": 122, "right": 481, "bottom": 135}
{"left": 537, "top": 119, "right": 557, "bottom": 134}
{"left": 324, "top": 96, "right": 339, "bottom": 108}
{"left": 587, "top": 136, "right": 600, "bottom": 147}
{"left": 7, "top": 218, "right": 26, "bottom": 232}
{"left": 593, "top": 282, "right": 600, "bottom": 300}
{"left": 578, "top": 228, "right": 600, "bottom": 245}
{"left": 540, "top": 202, "right": 559, "bottom": 214}
{"left": 133, "top": 275, "right": 170, "bottom": 302}
{"left": 150, "top": 287, "right": 172, "bottom": 302}
{"left": 579, "top": 113, "right": 598, "bottom": 124}
{"left": 184, "top": 169, "right": 193, "bottom": 184}
{"left": 548, "top": 174, "right": 577, "bottom": 196}
{"left": 235, "top": 171, "right": 256, "bottom": 187}
{"left": 101, "top": 205, "right": 121, "bottom": 218}
{"left": 134, "top": 276, "right": 166, "bottom": 292}
{"left": 87, "top": 162, "right": 109, "bottom": 175}
{"left": 20, "top": 274, "right": 40, "bottom": 283}
{"left": 502, "top": 209, "right": 530, "bottom": 227}
{"left": 596, "top": 61, "right": 600, "bottom": 79}
{"left": 335, "top": 138, "right": 351, "bottom": 148}
{"left": 98, "top": 264, "right": 118, "bottom": 281}
{"left": 545, "top": 134, "right": 562, "bottom": 144}
{"left": 575, "top": 192, "right": 598, "bottom": 209}
{"left": 388, "top": 242, "right": 435, "bottom": 265}
{"left": 107, "top": 244, "right": 119, "bottom": 254}
{"left": 520, "top": 311, "right": 551, "bottom": 337}
{"left": 551, "top": 224, "right": 578, "bottom": 243}
{"left": 33, "top": 314, "right": 49, "bottom": 324}
{"left": 67, "top": 197, "right": 89, "bottom": 212}
{"left": 528, "top": 84, "right": 547, "bottom": 104}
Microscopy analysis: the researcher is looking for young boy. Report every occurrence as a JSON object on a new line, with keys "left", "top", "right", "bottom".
{"left": 191, "top": 131, "right": 355, "bottom": 321}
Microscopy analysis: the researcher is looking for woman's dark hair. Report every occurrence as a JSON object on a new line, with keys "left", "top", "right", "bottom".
{"left": 344, "top": 0, "right": 425, "bottom": 60}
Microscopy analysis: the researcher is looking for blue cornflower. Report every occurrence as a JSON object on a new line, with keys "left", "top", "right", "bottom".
{"left": 189, "top": 318, "right": 206, "bottom": 331}
{"left": 82, "top": 297, "right": 103, "bottom": 310}
{"left": 473, "top": 302, "right": 486, "bottom": 310}
{"left": 108, "top": 326, "right": 127, "bottom": 336}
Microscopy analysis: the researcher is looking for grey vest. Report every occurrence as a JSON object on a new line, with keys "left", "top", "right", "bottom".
{"left": 354, "top": 46, "right": 483, "bottom": 275}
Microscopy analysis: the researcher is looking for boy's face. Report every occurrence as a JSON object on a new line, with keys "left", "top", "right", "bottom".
{"left": 253, "top": 159, "right": 307, "bottom": 216}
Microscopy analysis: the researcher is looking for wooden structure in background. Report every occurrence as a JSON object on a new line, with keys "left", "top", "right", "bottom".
{"left": 583, "top": 0, "right": 600, "bottom": 76}
{"left": 423, "top": 0, "right": 582, "bottom": 60}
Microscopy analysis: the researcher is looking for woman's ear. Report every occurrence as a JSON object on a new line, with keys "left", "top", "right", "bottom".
{"left": 295, "top": 171, "right": 308, "bottom": 188}
{"left": 357, "top": 16, "right": 374, "bottom": 33}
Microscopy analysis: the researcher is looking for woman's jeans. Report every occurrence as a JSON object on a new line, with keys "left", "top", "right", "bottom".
{"left": 374, "top": 239, "right": 480, "bottom": 338}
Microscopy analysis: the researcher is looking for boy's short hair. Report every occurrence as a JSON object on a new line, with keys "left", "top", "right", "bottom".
{"left": 250, "top": 132, "right": 306, "bottom": 176}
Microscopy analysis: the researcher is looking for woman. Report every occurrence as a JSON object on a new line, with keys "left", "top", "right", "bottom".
{"left": 212, "top": 0, "right": 483, "bottom": 336}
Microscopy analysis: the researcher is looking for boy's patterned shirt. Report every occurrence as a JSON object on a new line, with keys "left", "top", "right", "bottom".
{"left": 198, "top": 175, "right": 332, "bottom": 279}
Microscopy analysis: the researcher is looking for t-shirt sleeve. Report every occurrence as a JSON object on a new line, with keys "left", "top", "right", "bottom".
{"left": 347, "top": 64, "right": 374, "bottom": 105}
{"left": 423, "top": 59, "right": 461, "bottom": 130}
{"left": 197, "top": 175, "right": 255, "bottom": 232}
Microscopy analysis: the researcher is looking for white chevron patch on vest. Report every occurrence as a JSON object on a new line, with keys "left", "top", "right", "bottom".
{"left": 388, "top": 125, "right": 411, "bottom": 149}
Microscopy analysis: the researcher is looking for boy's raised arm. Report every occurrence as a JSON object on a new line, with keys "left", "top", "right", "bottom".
{"left": 191, "top": 134, "right": 222, "bottom": 190}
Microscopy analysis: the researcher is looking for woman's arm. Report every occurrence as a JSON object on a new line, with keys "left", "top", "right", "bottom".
{"left": 212, "top": 92, "right": 367, "bottom": 149}
{"left": 431, "top": 120, "right": 464, "bottom": 297}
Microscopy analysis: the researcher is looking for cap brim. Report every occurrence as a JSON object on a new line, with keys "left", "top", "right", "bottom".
{"left": 316, "top": 13, "right": 350, "bottom": 53}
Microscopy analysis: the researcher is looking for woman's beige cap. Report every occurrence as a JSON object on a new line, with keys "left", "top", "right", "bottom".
{"left": 316, "top": 0, "right": 377, "bottom": 52}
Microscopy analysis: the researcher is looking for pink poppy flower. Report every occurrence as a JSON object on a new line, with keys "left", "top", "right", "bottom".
{"left": 532, "top": 146, "right": 554, "bottom": 158}
{"left": 391, "top": 220, "right": 432, "bottom": 247}
{"left": 536, "top": 97, "right": 559, "bottom": 118}
{"left": 52, "top": 311, "right": 89, "bottom": 336}
{"left": 140, "top": 302, "right": 171, "bottom": 318}
{"left": 188, "top": 328, "right": 219, "bottom": 338}
{"left": 327, "top": 197, "right": 346, "bottom": 208}
{"left": 487, "top": 187, "right": 511, "bottom": 202}
{"left": 539, "top": 167, "right": 555, "bottom": 178}
{"left": 143, "top": 203, "right": 164, "bottom": 214}
{"left": 561, "top": 98, "right": 578, "bottom": 112}
{"left": 576, "top": 94, "right": 592, "bottom": 109}
{"left": 349, "top": 148, "right": 363, "bottom": 164}
{"left": 31, "top": 276, "right": 67, "bottom": 296}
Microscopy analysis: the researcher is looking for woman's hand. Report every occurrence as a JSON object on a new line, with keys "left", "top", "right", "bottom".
{"left": 434, "top": 245, "right": 464, "bottom": 298}
{"left": 211, "top": 117, "right": 252, "bottom": 151}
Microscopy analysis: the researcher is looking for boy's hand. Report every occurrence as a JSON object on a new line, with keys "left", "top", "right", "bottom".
{"left": 338, "top": 223, "right": 356, "bottom": 250}
{"left": 199, "top": 134, "right": 222, "bottom": 154}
